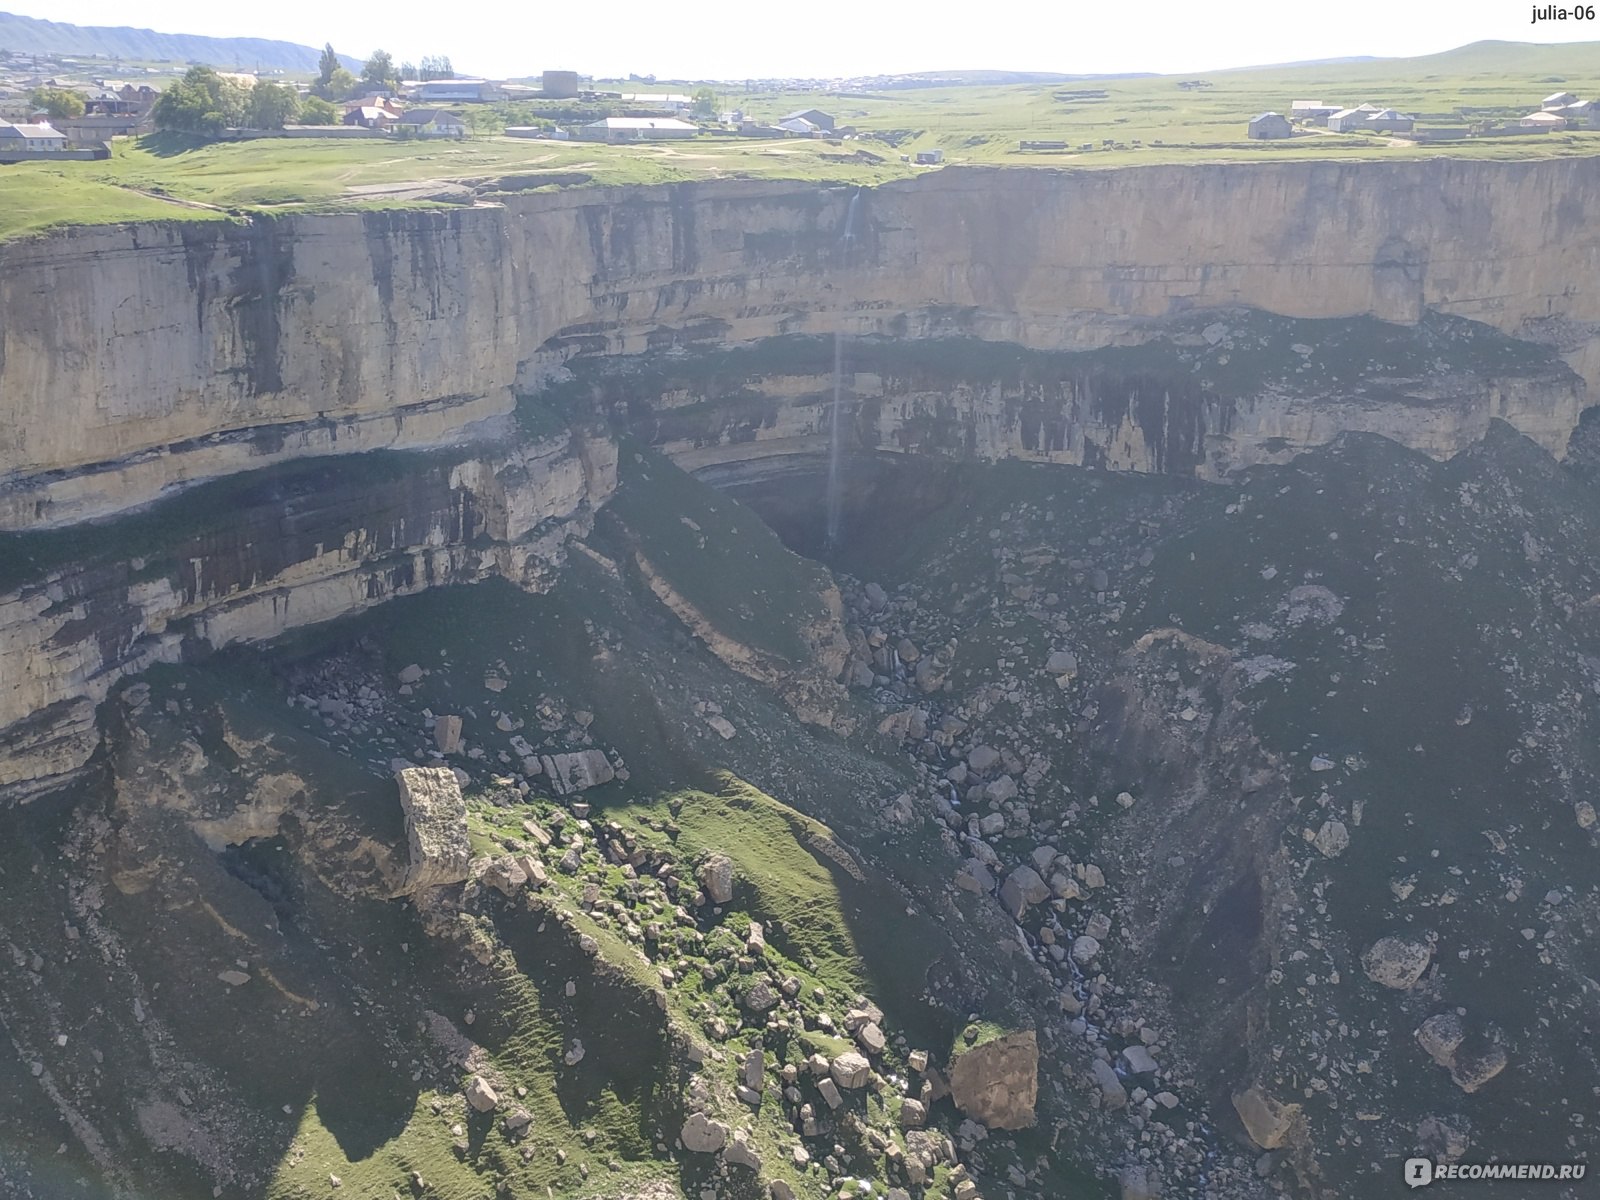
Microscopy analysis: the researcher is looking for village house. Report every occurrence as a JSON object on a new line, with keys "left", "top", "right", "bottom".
{"left": 914, "top": 148, "right": 944, "bottom": 163}
{"left": 576, "top": 116, "right": 697, "bottom": 142}
{"left": 1327, "top": 108, "right": 1369, "bottom": 133}
{"left": 344, "top": 105, "right": 399, "bottom": 130}
{"left": 1542, "top": 91, "right": 1578, "bottom": 110}
{"left": 393, "top": 108, "right": 467, "bottom": 138}
{"left": 0, "top": 121, "right": 67, "bottom": 151}
{"left": 1248, "top": 111, "right": 1293, "bottom": 139}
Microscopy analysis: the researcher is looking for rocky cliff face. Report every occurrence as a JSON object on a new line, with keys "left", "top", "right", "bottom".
{"left": 0, "top": 431, "right": 616, "bottom": 798}
{"left": 4, "top": 160, "right": 1600, "bottom": 528}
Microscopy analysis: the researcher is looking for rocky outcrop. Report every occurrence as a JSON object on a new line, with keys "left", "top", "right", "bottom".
{"left": 6, "top": 161, "right": 1600, "bottom": 528}
{"left": 947, "top": 1030, "right": 1038, "bottom": 1130}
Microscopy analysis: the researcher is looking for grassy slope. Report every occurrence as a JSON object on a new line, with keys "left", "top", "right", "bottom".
{"left": 4, "top": 39, "right": 1599, "bottom": 241}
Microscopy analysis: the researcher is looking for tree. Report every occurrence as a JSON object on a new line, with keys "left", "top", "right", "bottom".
{"left": 298, "top": 96, "right": 338, "bottom": 124}
{"left": 30, "top": 86, "right": 85, "bottom": 121}
{"left": 247, "top": 81, "right": 299, "bottom": 130}
{"left": 312, "top": 66, "right": 358, "bottom": 101}
{"left": 150, "top": 66, "right": 248, "bottom": 135}
{"left": 317, "top": 42, "right": 340, "bottom": 87}
{"left": 361, "top": 49, "right": 397, "bottom": 93}
{"left": 692, "top": 87, "right": 717, "bottom": 119}
{"left": 420, "top": 55, "right": 454, "bottom": 80}
{"left": 399, "top": 61, "right": 417, "bottom": 83}
{"left": 462, "top": 108, "right": 499, "bottom": 139}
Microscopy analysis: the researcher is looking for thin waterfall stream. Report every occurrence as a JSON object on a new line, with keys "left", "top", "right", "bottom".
{"left": 824, "top": 189, "right": 863, "bottom": 553}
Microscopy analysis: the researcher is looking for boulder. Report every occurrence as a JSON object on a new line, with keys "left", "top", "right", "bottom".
{"left": 999, "top": 865, "right": 1048, "bottom": 917}
{"left": 967, "top": 745, "right": 1001, "bottom": 774}
{"left": 464, "top": 1075, "right": 499, "bottom": 1113}
{"left": 1071, "top": 935, "right": 1101, "bottom": 965}
{"left": 830, "top": 1051, "right": 872, "bottom": 1089}
{"left": 539, "top": 750, "right": 615, "bottom": 795}
{"left": 955, "top": 860, "right": 996, "bottom": 894}
{"left": 433, "top": 714, "right": 463, "bottom": 755}
{"left": 1232, "top": 1086, "right": 1302, "bottom": 1150}
{"left": 1120, "top": 1045, "right": 1158, "bottom": 1075}
{"left": 1362, "top": 936, "right": 1432, "bottom": 989}
{"left": 680, "top": 1112, "right": 728, "bottom": 1153}
{"left": 1311, "top": 819, "right": 1349, "bottom": 858}
{"left": 1416, "top": 1012, "right": 1466, "bottom": 1067}
{"left": 900, "top": 1098, "right": 927, "bottom": 1127}
{"left": 1090, "top": 1059, "right": 1127, "bottom": 1109}
{"left": 948, "top": 1030, "right": 1038, "bottom": 1130}
{"left": 723, "top": 1132, "right": 762, "bottom": 1170}
{"left": 1449, "top": 1041, "right": 1507, "bottom": 1093}
{"left": 817, "top": 1077, "right": 843, "bottom": 1109}
{"left": 699, "top": 853, "right": 735, "bottom": 904}
{"left": 1044, "top": 650, "right": 1078, "bottom": 678}
{"left": 395, "top": 767, "right": 471, "bottom": 893}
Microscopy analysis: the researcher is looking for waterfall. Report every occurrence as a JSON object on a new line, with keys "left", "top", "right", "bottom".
{"left": 824, "top": 190, "right": 863, "bottom": 553}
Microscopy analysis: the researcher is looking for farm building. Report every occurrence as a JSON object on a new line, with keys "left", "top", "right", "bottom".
{"left": 1328, "top": 108, "right": 1370, "bottom": 133}
{"left": 915, "top": 148, "right": 944, "bottom": 163}
{"left": 576, "top": 117, "right": 698, "bottom": 142}
{"left": 1365, "top": 109, "right": 1414, "bottom": 132}
{"left": 1289, "top": 100, "right": 1341, "bottom": 124}
{"left": 1247, "top": 112, "right": 1293, "bottom": 139}
{"left": 408, "top": 79, "right": 502, "bottom": 103}
{"left": 1521, "top": 111, "right": 1568, "bottom": 130}
{"left": 1542, "top": 91, "right": 1578, "bottom": 109}
{"left": 782, "top": 108, "right": 835, "bottom": 131}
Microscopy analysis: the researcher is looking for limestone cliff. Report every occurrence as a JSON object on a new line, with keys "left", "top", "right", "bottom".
{"left": 4, "top": 160, "right": 1600, "bottom": 528}
{"left": 0, "top": 431, "right": 616, "bottom": 798}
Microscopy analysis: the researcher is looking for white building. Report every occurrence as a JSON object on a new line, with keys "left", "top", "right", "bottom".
{"left": 576, "top": 117, "right": 698, "bottom": 142}
{"left": 0, "top": 121, "right": 68, "bottom": 150}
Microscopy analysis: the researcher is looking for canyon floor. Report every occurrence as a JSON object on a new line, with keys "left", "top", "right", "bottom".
{"left": 4, "top": 408, "right": 1599, "bottom": 1200}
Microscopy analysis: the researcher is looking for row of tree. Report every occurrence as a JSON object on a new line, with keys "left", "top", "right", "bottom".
{"left": 314, "top": 45, "right": 452, "bottom": 101}
{"left": 151, "top": 67, "right": 338, "bottom": 134}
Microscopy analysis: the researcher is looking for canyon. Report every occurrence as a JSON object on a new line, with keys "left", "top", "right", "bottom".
{"left": 4, "top": 158, "right": 1600, "bottom": 1200}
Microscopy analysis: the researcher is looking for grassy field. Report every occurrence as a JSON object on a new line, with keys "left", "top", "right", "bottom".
{"left": 1, "top": 38, "right": 1598, "bottom": 240}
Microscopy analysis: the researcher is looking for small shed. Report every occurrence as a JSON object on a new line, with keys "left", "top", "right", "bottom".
{"left": 914, "top": 148, "right": 944, "bottom": 163}
{"left": 1247, "top": 112, "right": 1292, "bottom": 140}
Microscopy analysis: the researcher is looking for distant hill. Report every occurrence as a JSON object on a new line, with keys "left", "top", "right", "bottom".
{"left": 0, "top": 10, "right": 361, "bottom": 73}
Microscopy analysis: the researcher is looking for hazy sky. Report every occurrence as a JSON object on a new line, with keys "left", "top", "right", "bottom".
{"left": 9, "top": 0, "right": 1597, "bottom": 79}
